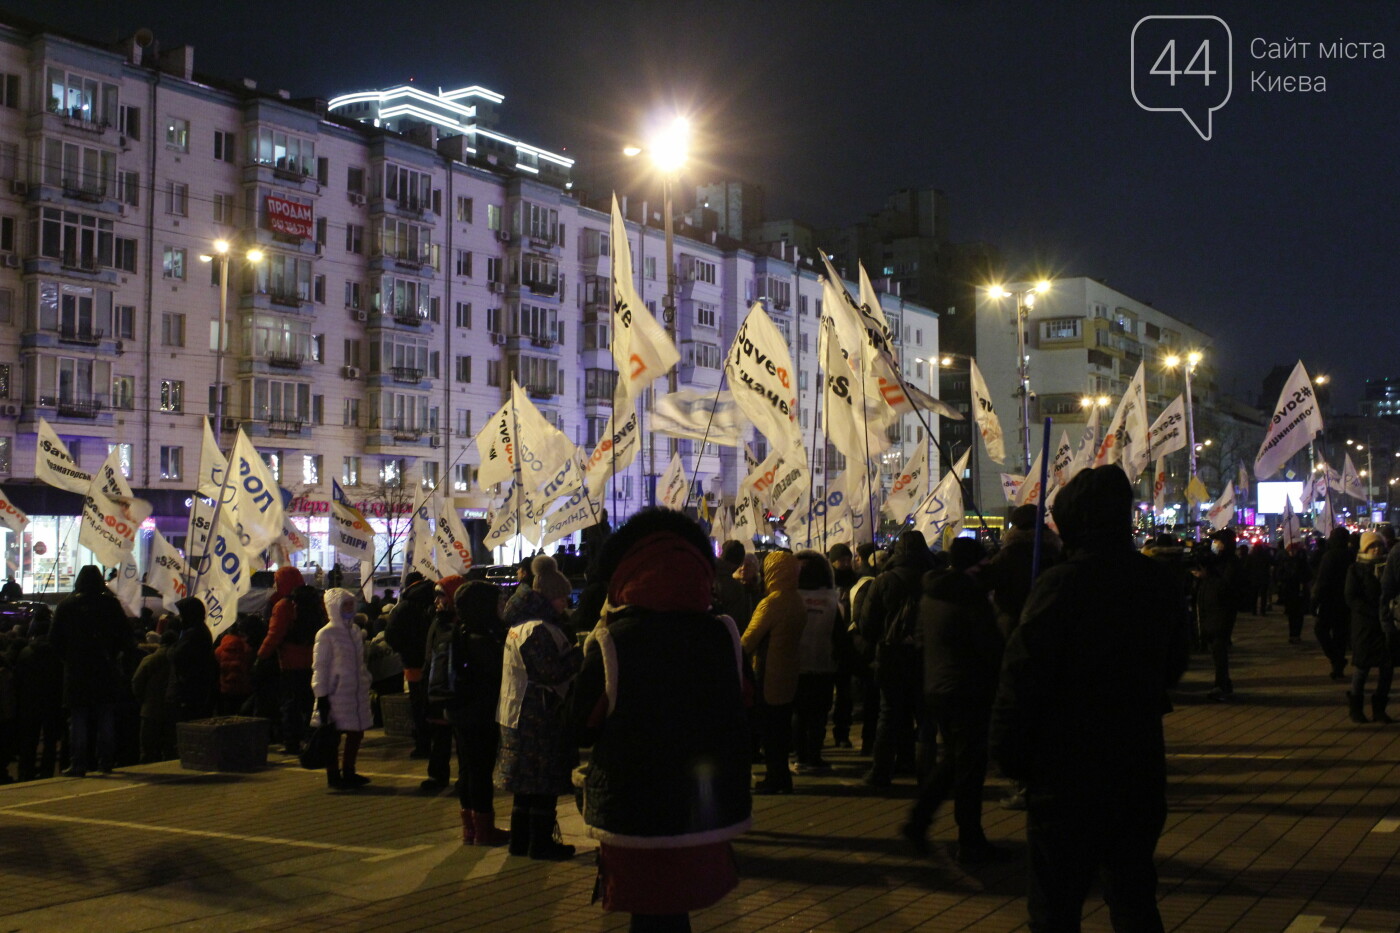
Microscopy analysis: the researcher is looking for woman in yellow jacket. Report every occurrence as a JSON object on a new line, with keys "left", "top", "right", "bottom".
{"left": 741, "top": 551, "right": 807, "bottom": 794}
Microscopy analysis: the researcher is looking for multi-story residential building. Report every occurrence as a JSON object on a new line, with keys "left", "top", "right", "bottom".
{"left": 972, "top": 277, "right": 1213, "bottom": 522}
{"left": 0, "top": 17, "right": 937, "bottom": 588}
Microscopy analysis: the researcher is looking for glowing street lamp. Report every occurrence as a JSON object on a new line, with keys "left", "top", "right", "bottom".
{"left": 199, "top": 240, "right": 264, "bottom": 434}
{"left": 984, "top": 279, "right": 1051, "bottom": 472}
{"left": 1165, "top": 350, "right": 1204, "bottom": 539}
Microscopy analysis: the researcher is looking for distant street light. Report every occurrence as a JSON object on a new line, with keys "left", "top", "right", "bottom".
{"left": 985, "top": 280, "right": 1051, "bottom": 472}
{"left": 1165, "top": 350, "right": 1204, "bottom": 539}
{"left": 199, "top": 239, "right": 264, "bottom": 435}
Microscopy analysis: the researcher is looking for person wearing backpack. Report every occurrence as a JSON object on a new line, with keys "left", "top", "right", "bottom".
{"left": 256, "top": 567, "right": 319, "bottom": 755}
{"left": 165, "top": 597, "right": 219, "bottom": 724}
{"left": 420, "top": 574, "right": 467, "bottom": 793}
{"left": 857, "top": 531, "right": 936, "bottom": 787}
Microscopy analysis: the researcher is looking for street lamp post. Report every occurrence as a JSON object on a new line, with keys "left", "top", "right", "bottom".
{"left": 199, "top": 240, "right": 263, "bottom": 435}
{"left": 986, "top": 281, "right": 1051, "bottom": 473}
{"left": 1165, "top": 351, "right": 1203, "bottom": 540}
{"left": 624, "top": 116, "right": 689, "bottom": 506}
{"left": 1348, "top": 438, "right": 1374, "bottom": 519}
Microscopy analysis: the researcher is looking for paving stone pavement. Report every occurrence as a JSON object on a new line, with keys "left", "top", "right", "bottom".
{"left": 2, "top": 610, "right": 1398, "bottom": 932}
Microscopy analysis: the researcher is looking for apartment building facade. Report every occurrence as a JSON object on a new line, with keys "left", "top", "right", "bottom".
{"left": 0, "top": 18, "right": 938, "bottom": 584}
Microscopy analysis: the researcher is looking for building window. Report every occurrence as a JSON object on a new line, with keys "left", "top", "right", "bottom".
{"left": 685, "top": 342, "right": 723, "bottom": 370}
{"left": 696, "top": 302, "right": 717, "bottom": 327}
{"left": 455, "top": 301, "right": 472, "bottom": 329}
{"left": 487, "top": 204, "right": 502, "bottom": 231}
{"left": 119, "top": 104, "right": 141, "bottom": 140}
{"left": 687, "top": 258, "right": 716, "bottom": 284}
{"left": 379, "top": 458, "right": 403, "bottom": 488}
{"left": 166, "top": 117, "right": 189, "bottom": 151}
{"left": 347, "top": 165, "right": 365, "bottom": 194}
{"left": 487, "top": 360, "right": 501, "bottom": 387}
{"left": 303, "top": 453, "right": 322, "bottom": 486}
{"left": 422, "top": 460, "right": 439, "bottom": 490}
{"left": 455, "top": 249, "right": 473, "bottom": 277}
{"left": 0, "top": 73, "right": 18, "bottom": 109}
{"left": 160, "top": 445, "right": 183, "bottom": 480}
{"left": 213, "top": 129, "right": 235, "bottom": 162}
{"left": 644, "top": 256, "right": 656, "bottom": 281}
{"left": 486, "top": 306, "right": 502, "bottom": 333}
{"left": 166, "top": 182, "right": 188, "bottom": 216}
{"left": 113, "top": 238, "right": 137, "bottom": 273}
{"left": 112, "top": 374, "right": 134, "bottom": 410}
{"left": 455, "top": 356, "right": 471, "bottom": 383}
{"left": 0, "top": 437, "right": 10, "bottom": 473}
{"left": 345, "top": 223, "right": 363, "bottom": 254}
{"left": 1041, "top": 318, "right": 1082, "bottom": 340}
{"left": 161, "top": 312, "right": 186, "bottom": 347}
{"left": 456, "top": 196, "right": 473, "bottom": 223}
{"left": 343, "top": 397, "right": 360, "bottom": 427}
{"left": 585, "top": 368, "right": 618, "bottom": 401}
{"left": 453, "top": 463, "right": 473, "bottom": 491}
{"left": 162, "top": 246, "right": 186, "bottom": 280}
{"left": 249, "top": 127, "right": 316, "bottom": 175}
{"left": 456, "top": 409, "right": 471, "bottom": 437}
{"left": 313, "top": 274, "right": 326, "bottom": 303}
{"left": 114, "top": 305, "right": 135, "bottom": 340}
{"left": 345, "top": 281, "right": 363, "bottom": 309}
{"left": 0, "top": 363, "right": 9, "bottom": 397}
{"left": 105, "top": 443, "right": 133, "bottom": 478}
{"left": 160, "top": 379, "right": 184, "bottom": 412}
{"left": 212, "top": 192, "right": 235, "bottom": 226}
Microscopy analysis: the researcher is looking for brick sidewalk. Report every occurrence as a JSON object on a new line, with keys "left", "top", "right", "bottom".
{"left": 2, "top": 610, "right": 1397, "bottom": 932}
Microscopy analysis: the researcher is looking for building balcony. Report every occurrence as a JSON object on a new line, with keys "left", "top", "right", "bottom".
{"left": 239, "top": 416, "right": 312, "bottom": 440}
{"left": 523, "top": 279, "right": 559, "bottom": 298}
{"left": 60, "top": 178, "right": 108, "bottom": 203}
{"left": 31, "top": 394, "right": 114, "bottom": 426}
{"left": 390, "top": 366, "right": 425, "bottom": 384}
{"left": 364, "top": 419, "right": 433, "bottom": 451}
{"left": 526, "top": 385, "right": 557, "bottom": 401}
{"left": 237, "top": 289, "right": 316, "bottom": 318}
{"left": 267, "top": 353, "right": 303, "bottom": 370}
{"left": 242, "top": 161, "right": 321, "bottom": 194}
{"left": 28, "top": 108, "right": 115, "bottom": 141}
{"left": 368, "top": 249, "right": 435, "bottom": 277}
{"left": 370, "top": 196, "right": 436, "bottom": 224}
{"left": 24, "top": 253, "right": 120, "bottom": 286}
{"left": 365, "top": 311, "right": 432, "bottom": 333}
{"left": 20, "top": 327, "right": 122, "bottom": 355}
{"left": 58, "top": 325, "right": 105, "bottom": 346}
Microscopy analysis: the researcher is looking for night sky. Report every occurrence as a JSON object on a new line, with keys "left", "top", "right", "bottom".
{"left": 13, "top": 1, "right": 1398, "bottom": 408}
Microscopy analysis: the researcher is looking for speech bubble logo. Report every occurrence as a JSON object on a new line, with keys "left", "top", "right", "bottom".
{"left": 1131, "top": 15, "right": 1232, "bottom": 141}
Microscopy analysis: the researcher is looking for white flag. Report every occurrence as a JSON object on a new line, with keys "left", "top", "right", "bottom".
{"left": 583, "top": 391, "right": 642, "bottom": 499}
{"left": 35, "top": 418, "right": 91, "bottom": 493}
{"left": 725, "top": 303, "right": 803, "bottom": 456}
{"left": 408, "top": 509, "right": 438, "bottom": 581}
{"left": 1095, "top": 362, "right": 1150, "bottom": 479}
{"left": 1014, "top": 451, "right": 1046, "bottom": 507}
{"left": 1067, "top": 405, "right": 1101, "bottom": 479}
{"left": 277, "top": 516, "right": 309, "bottom": 560}
{"left": 431, "top": 493, "right": 474, "bottom": 577}
{"left": 475, "top": 398, "right": 519, "bottom": 490}
{"left": 1280, "top": 496, "right": 1300, "bottom": 546}
{"left": 911, "top": 450, "right": 970, "bottom": 544}
{"left": 112, "top": 556, "right": 143, "bottom": 619}
{"left": 328, "top": 480, "right": 374, "bottom": 564}
{"left": 883, "top": 444, "right": 929, "bottom": 521}
{"left": 1254, "top": 360, "right": 1324, "bottom": 480}
{"left": 658, "top": 452, "right": 689, "bottom": 511}
{"left": 148, "top": 529, "right": 190, "bottom": 611}
{"left": 0, "top": 485, "right": 29, "bottom": 534}
{"left": 1052, "top": 430, "right": 1075, "bottom": 488}
{"left": 818, "top": 259, "right": 907, "bottom": 437}
{"left": 197, "top": 418, "right": 228, "bottom": 499}
{"left": 1000, "top": 473, "right": 1025, "bottom": 503}
{"left": 1147, "top": 395, "right": 1188, "bottom": 459}
{"left": 224, "top": 430, "right": 285, "bottom": 559}
{"left": 193, "top": 509, "right": 255, "bottom": 639}
{"left": 79, "top": 449, "right": 151, "bottom": 568}
{"left": 511, "top": 381, "right": 577, "bottom": 491}
{"left": 540, "top": 487, "right": 604, "bottom": 550}
{"left": 1206, "top": 483, "right": 1236, "bottom": 531}
{"left": 653, "top": 388, "right": 746, "bottom": 446}
{"left": 1341, "top": 453, "right": 1366, "bottom": 501}
{"left": 969, "top": 359, "right": 1007, "bottom": 464}
{"left": 1317, "top": 494, "right": 1336, "bottom": 531}
{"left": 748, "top": 445, "right": 810, "bottom": 518}
{"left": 611, "top": 194, "right": 679, "bottom": 398}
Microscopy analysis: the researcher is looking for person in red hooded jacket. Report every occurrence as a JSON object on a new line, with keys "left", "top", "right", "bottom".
{"left": 256, "top": 566, "right": 323, "bottom": 754}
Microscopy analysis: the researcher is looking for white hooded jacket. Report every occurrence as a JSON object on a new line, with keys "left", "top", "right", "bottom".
{"left": 311, "top": 587, "right": 373, "bottom": 732}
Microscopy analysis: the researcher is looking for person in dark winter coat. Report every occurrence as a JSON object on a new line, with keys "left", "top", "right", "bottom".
{"left": 131, "top": 630, "right": 178, "bottom": 762}
{"left": 438, "top": 581, "right": 509, "bottom": 846}
{"left": 50, "top": 565, "right": 136, "bottom": 776}
{"left": 856, "top": 530, "right": 936, "bottom": 786}
{"left": 1344, "top": 531, "right": 1393, "bottom": 724}
{"left": 385, "top": 577, "right": 437, "bottom": 757}
{"left": 166, "top": 597, "right": 219, "bottom": 723}
{"left": 1313, "top": 526, "right": 1356, "bottom": 680}
{"left": 572, "top": 508, "right": 751, "bottom": 933}
{"left": 496, "top": 566, "right": 583, "bottom": 860}
{"left": 991, "top": 465, "right": 1189, "bottom": 932}
{"left": 14, "top": 616, "right": 65, "bottom": 779}
{"left": 1275, "top": 541, "right": 1312, "bottom": 644}
{"left": 980, "top": 504, "right": 1062, "bottom": 639}
{"left": 713, "top": 540, "right": 755, "bottom": 629}
{"left": 902, "top": 537, "right": 1006, "bottom": 864}
{"left": 1194, "top": 529, "right": 1242, "bottom": 700}
{"left": 1246, "top": 543, "right": 1276, "bottom": 615}
{"left": 420, "top": 574, "right": 467, "bottom": 792}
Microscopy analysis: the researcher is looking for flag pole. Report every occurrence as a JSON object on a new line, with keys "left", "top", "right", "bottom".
{"left": 1032, "top": 417, "right": 1053, "bottom": 582}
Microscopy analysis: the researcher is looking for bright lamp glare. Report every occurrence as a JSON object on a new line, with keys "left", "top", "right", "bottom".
{"left": 987, "top": 285, "right": 1008, "bottom": 298}
{"left": 650, "top": 117, "right": 689, "bottom": 174}
{"left": 1187, "top": 351, "right": 1203, "bottom": 365}
{"left": 622, "top": 146, "right": 642, "bottom": 157}
{"left": 1164, "top": 354, "right": 1181, "bottom": 368}
{"left": 246, "top": 248, "right": 264, "bottom": 263}
{"left": 1035, "top": 280, "right": 1051, "bottom": 293}
{"left": 213, "top": 239, "right": 230, "bottom": 254}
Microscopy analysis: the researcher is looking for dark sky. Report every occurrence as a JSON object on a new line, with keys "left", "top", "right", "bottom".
{"left": 13, "top": 0, "right": 1398, "bottom": 408}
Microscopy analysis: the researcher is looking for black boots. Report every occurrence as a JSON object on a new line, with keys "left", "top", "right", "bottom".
{"left": 528, "top": 808, "right": 575, "bottom": 860}
{"left": 1348, "top": 692, "right": 1369, "bottom": 724}
{"left": 508, "top": 807, "right": 530, "bottom": 856}
{"left": 1372, "top": 697, "right": 1394, "bottom": 725}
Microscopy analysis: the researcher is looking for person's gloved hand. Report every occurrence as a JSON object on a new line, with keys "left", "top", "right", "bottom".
{"left": 316, "top": 695, "right": 331, "bottom": 727}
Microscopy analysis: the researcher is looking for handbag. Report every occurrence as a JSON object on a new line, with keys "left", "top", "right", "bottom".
{"left": 299, "top": 722, "right": 338, "bottom": 770}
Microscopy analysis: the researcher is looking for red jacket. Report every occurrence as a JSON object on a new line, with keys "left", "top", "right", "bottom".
{"left": 215, "top": 633, "right": 254, "bottom": 696}
{"left": 257, "top": 566, "right": 314, "bottom": 670}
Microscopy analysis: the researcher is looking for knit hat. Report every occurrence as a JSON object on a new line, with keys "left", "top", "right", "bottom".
{"left": 1360, "top": 530, "right": 1385, "bottom": 554}
{"left": 436, "top": 574, "right": 466, "bottom": 601}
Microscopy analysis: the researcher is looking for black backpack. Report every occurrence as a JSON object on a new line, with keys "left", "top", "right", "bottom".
{"left": 881, "top": 584, "right": 923, "bottom": 651}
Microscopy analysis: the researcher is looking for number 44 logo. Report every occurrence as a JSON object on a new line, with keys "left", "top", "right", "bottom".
{"left": 1131, "top": 16, "right": 1233, "bottom": 141}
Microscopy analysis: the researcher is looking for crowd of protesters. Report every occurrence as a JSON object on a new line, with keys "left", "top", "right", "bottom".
{"left": 3, "top": 467, "right": 1400, "bottom": 932}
